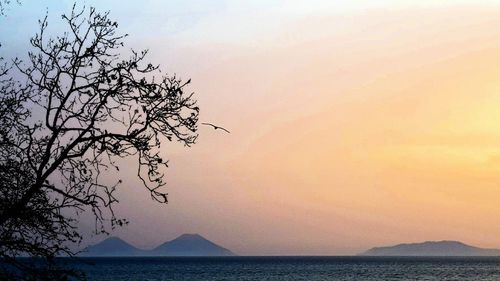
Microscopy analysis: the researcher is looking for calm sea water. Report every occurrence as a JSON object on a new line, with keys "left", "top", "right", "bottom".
{"left": 58, "top": 256, "right": 500, "bottom": 281}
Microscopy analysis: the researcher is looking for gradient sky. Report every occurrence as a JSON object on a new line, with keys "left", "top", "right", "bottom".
{"left": 2, "top": 0, "right": 500, "bottom": 255}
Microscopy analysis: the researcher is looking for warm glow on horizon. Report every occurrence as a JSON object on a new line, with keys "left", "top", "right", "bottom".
{"left": 3, "top": 0, "right": 500, "bottom": 255}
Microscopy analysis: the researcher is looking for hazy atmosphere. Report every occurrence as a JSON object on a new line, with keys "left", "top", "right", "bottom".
{"left": 3, "top": 0, "right": 500, "bottom": 256}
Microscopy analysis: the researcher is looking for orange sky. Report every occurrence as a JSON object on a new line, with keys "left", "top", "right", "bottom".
{"left": 4, "top": 1, "right": 500, "bottom": 255}
{"left": 141, "top": 4, "right": 500, "bottom": 255}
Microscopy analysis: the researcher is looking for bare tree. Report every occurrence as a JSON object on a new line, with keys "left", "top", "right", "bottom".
{"left": 0, "top": 5, "right": 199, "bottom": 279}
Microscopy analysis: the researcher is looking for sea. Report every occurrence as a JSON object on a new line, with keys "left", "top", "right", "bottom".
{"left": 61, "top": 256, "right": 500, "bottom": 281}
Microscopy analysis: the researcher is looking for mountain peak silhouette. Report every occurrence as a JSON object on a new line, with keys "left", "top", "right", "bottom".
{"left": 152, "top": 233, "right": 234, "bottom": 256}
{"left": 80, "top": 234, "right": 235, "bottom": 256}
{"left": 81, "top": 237, "right": 140, "bottom": 256}
{"left": 360, "top": 240, "right": 500, "bottom": 256}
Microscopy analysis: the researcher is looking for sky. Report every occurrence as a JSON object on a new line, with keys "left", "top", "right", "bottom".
{"left": 2, "top": 0, "right": 500, "bottom": 255}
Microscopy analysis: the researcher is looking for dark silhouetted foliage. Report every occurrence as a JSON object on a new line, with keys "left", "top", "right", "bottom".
{"left": 0, "top": 4, "right": 199, "bottom": 279}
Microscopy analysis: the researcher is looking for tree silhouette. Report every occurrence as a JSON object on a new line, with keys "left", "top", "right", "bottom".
{"left": 0, "top": 5, "right": 199, "bottom": 279}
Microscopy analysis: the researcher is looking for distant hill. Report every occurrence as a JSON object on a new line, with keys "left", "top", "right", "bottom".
{"left": 360, "top": 241, "right": 500, "bottom": 256}
{"left": 150, "top": 234, "right": 234, "bottom": 256}
{"left": 80, "top": 237, "right": 142, "bottom": 256}
{"left": 79, "top": 234, "right": 235, "bottom": 257}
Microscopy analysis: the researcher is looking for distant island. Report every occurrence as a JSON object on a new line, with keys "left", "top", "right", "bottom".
{"left": 80, "top": 234, "right": 235, "bottom": 257}
{"left": 360, "top": 241, "right": 500, "bottom": 256}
